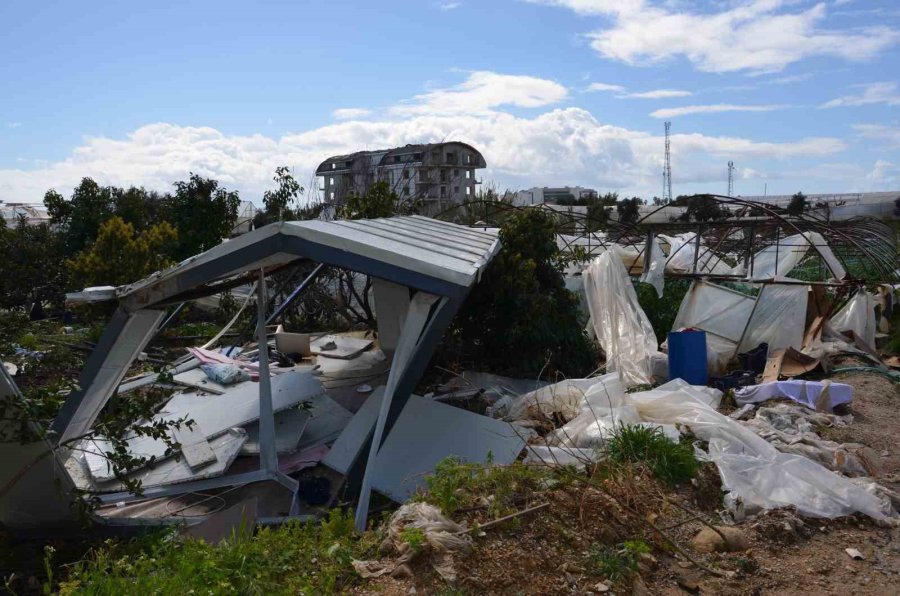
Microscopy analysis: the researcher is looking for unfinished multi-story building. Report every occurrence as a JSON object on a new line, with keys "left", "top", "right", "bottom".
{"left": 316, "top": 142, "right": 486, "bottom": 216}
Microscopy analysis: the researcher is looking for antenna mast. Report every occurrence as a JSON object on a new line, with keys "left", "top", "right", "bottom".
{"left": 663, "top": 121, "right": 673, "bottom": 203}
{"left": 727, "top": 160, "right": 734, "bottom": 196}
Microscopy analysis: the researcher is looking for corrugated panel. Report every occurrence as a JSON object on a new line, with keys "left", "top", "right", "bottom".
{"left": 114, "top": 216, "right": 499, "bottom": 303}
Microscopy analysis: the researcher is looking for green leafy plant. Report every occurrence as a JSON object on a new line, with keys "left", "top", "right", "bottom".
{"left": 604, "top": 424, "right": 699, "bottom": 486}
{"left": 586, "top": 539, "right": 650, "bottom": 582}
{"left": 419, "top": 456, "right": 552, "bottom": 517}
{"left": 451, "top": 209, "right": 599, "bottom": 378}
{"left": 399, "top": 527, "right": 426, "bottom": 554}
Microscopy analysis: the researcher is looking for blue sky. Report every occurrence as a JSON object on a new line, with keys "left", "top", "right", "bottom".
{"left": 2, "top": 0, "right": 899, "bottom": 204}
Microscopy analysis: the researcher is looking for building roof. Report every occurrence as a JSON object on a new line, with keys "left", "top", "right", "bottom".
{"left": 93, "top": 215, "right": 500, "bottom": 310}
{"left": 315, "top": 142, "right": 486, "bottom": 175}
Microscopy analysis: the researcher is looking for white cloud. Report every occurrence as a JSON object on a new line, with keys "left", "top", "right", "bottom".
{"left": 6, "top": 122, "right": 22, "bottom": 129}
{"left": 853, "top": 123, "right": 900, "bottom": 148}
{"left": 587, "top": 82, "right": 626, "bottom": 92}
{"left": 587, "top": 83, "right": 692, "bottom": 98}
{"left": 0, "top": 107, "right": 847, "bottom": 204}
{"left": 821, "top": 82, "right": 900, "bottom": 108}
{"left": 623, "top": 89, "right": 692, "bottom": 99}
{"left": 436, "top": 1, "right": 460, "bottom": 10}
{"left": 390, "top": 71, "right": 568, "bottom": 116}
{"left": 332, "top": 108, "right": 373, "bottom": 120}
{"left": 650, "top": 103, "right": 786, "bottom": 118}
{"left": 530, "top": 0, "right": 899, "bottom": 73}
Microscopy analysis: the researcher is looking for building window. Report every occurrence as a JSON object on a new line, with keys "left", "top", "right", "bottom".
{"left": 454, "top": 186, "right": 459, "bottom": 194}
{"left": 440, "top": 170, "right": 447, "bottom": 183}
{"left": 329, "top": 191, "right": 335, "bottom": 200}
{"left": 393, "top": 156, "right": 401, "bottom": 163}
{"left": 419, "top": 170, "right": 428, "bottom": 182}
{"left": 413, "top": 152, "right": 422, "bottom": 160}
{"left": 465, "top": 170, "right": 471, "bottom": 179}
{"left": 440, "top": 186, "right": 446, "bottom": 198}
{"left": 331, "top": 163, "right": 336, "bottom": 170}
{"left": 402, "top": 169, "right": 409, "bottom": 179}
{"left": 403, "top": 186, "right": 410, "bottom": 195}
{"left": 453, "top": 169, "right": 458, "bottom": 176}
{"left": 329, "top": 177, "right": 334, "bottom": 186}
{"left": 465, "top": 154, "right": 472, "bottom": 164}
{"left": 466, "top": 186, "right": 471, "bottom": 196}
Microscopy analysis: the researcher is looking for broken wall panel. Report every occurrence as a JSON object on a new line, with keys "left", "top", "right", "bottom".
{"left": 324, "top": 389, "right": 525, "bottom": 502}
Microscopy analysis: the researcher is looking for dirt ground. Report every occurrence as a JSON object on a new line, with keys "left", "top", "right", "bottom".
{"left": 356, "top": 370, "right": 900, "bottom": 595}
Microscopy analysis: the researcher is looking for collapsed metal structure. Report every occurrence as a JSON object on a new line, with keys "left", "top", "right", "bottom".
{"left": 0, "top": 216, "right": 501, "bottom": 531}
{"left": 437, "top": 195, "right": 900, "bottom": 288}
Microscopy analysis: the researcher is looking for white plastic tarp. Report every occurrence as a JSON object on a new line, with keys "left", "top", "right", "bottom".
{"left": 831, "top": 291, "right": 878, "bottom": 348}
{"left": 584, "top": 248, "right": 660, "bottom": 387}
{"left": 639, "top": 235, "right": 666, "bottom": 298}
{"left": 741, "top": 232, "right": 846, "bottom": 281}
{"left": 737, "top": 284, "right": 809, "bottom": 354}
{"left": 671, "top": 281, "right": 754, "bottom": 372}
{"left": 659, "top": 233, "right": 733, "bottom": 275}
{"left": 624, "top": 386, "right": 890, "bottom": 520}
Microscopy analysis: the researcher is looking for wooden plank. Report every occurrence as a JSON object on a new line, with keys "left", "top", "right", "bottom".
{"left": 762, "top": 349, "right": 785, "bottom": 383}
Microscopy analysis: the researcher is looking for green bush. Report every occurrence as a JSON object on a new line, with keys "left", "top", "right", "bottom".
{"left": 451, "top": 209, "right": 599, "bottom": 378}
{"left": 57, "top": 512, "right": 375, "bottom": 595}
{"left": 604, "top": 424, "right": 699, "bottom": 486}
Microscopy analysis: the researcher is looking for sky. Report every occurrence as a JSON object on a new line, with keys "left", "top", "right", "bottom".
{"left": 1, "top": 0, "right": 899, "bottom": 205}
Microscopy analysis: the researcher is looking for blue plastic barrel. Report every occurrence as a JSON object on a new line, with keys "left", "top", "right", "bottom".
{"left": 668, "top": 330, "right": 708, "bottom": 385}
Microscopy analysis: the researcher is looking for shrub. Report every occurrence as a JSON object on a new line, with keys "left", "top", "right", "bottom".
{"left": 68, "top": 217, "right": 177, "bottom": 288}
{"left": 451, "top": 209, "right": 599, "bottom": 378}
{"left": 604, "top": 424, "right": 699, "bottom": 486}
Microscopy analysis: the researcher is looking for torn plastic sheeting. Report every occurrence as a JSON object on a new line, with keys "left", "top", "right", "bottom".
{"left": 639, "top": 234, "right": 666, "bottom": 298}
{"left": 584, "top": 248, "right": 660, "bottom": 387}
{"left": 740, "top": 232, "right": 846, "bottom": 281}
{"left": 735, "top": 380, "right": 853, "bottom": 412}
{"left": 491, "top": 378, "right": 602, "bottom": 424}
{"left": 744, "top": 404, "right": 877, "bottom": 478}
{"left": 625, "top": 386, "right": 891, "bottom": 521}
{"left": 659, "top": 233, "right": 733, "bottom": 275}
{"left": 831, "top": 291, "right": 878, "bottom": 349}
{"left": 546, "top": 374, "right": 682, "bottom": 449}
{"left": 737, "top": 284, "right": 809, "bottom": 355}
{"left": 670, "top": 281, "right": 754, "bottom": 373}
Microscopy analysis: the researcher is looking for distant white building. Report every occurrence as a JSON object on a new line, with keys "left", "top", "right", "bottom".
{"left": 0, "top": 203, "right": 50, "bottom": 226}
{"left": 738, "top": 191, "right": 899, "bottom": 219}
{"left": 316, "top": 142, "right": 486, "bottom": 216}
{"left": 512, "top": 186, "right": 598, "bottom": 206}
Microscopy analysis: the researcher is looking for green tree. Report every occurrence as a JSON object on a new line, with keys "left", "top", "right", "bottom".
{"left": 677, "top": 194, "right": 728, "bottom": 222}
{"left": 68, "top": 216, "right": 178, "bottom": 287}
{"left": 164, "top": 174, "right": 240, "bottom": 259}
{"left": 0, "top": 216, "right": 68, "bottom": 313}
{"left": 786, "top": 192, "right": 808, "bottom": 216}
{"left": 44, "top": 178, "right": 116, "bottom": 252}
{"left": 585, "top": 202, "right": 612, "bottom": 232}
{"left": 452, "top": 209, "right": 598, "bottom": 378}
{"left": 263, "top": 167, "right": 304, "bottom": 220}
{"left": 616, "top": 197, "right": 642, "bottom": 225}
{"left": 338, "top": 181, "right": 416, "bottom": 220}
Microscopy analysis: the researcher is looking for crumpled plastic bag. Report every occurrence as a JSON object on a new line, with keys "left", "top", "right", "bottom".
{"left": 200, "top": 363, "right": 251, "bottom": 385}
{"left": 352, "top": 502, "right": 472, "bottom": 582}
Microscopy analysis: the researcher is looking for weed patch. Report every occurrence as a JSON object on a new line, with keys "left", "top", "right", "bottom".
{"left": 604, "top": 424, "right": 699, "bottom": 486}
{"left": 56, "top": 512, "right": 376, "bottom": 595}
{"left": 586, "top": 538, "right": 650, "bottom": 582}
{"left": 417, "top": 456, "right": 561, "bottom": 517}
